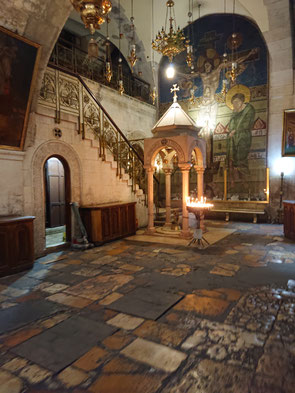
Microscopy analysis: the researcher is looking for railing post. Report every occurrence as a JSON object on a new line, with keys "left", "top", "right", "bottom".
{"left": 55, "top": 69, "right": 61, "bottom": 124}
{"left": 119, "top": 136, "right": 122, "bottom": 179}
{"left": 101, "top": 112, "right": 106, "bottom": 160}
{"left": 78, "top": 83, "right": 85, "bottom": 137}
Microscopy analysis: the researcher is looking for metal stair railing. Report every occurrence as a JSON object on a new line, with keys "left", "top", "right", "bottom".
{"left": 39, "top": 64, "right": 159, "bottom": 200}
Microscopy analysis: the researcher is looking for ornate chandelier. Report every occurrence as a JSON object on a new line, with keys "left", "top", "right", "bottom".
{"left": 152, "top": 0, "right": 188, "bottom": 63}
{"left": 70, "top": 0, "right": 112, "bottom": 35}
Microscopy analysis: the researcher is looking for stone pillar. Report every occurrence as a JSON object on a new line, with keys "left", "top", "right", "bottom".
{"left": 195, "top": 166, "right": 205, "bottom": 200}
{"left": 195, "top": 166, "right": 205, "bottom": 231}
{"left": 145, "top": 166, "right": 156, "bottom": 234}
{"left": 179, "top": 164, "right": 192, "bottom": 239}
{"left": 163, "top": 167, "right": 173, "bottom": 226}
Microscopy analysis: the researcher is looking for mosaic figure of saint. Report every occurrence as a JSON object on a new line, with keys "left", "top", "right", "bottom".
{"left": 225, "top": 84, "right": 255, "bottom": 183}
{"left": 179, "top": 46, "right": 257, "bottom": 168}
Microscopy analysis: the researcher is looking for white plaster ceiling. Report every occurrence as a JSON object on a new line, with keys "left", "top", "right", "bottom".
{"left": 67, "top": 0, "right": 269, "bottom": 84}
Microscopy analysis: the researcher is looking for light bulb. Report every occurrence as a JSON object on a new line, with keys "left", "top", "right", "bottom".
{"left": 166, "top": 64, "right": 175, "bottom": 79}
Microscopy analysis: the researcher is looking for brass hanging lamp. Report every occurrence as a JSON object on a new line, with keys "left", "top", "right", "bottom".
{"left": 128, "top": 0, "right": 137, "bottom": 72}
{"left": 150, "top": 0, "right": 158, "bottom": 105}
{"left": 105, "top": 17, "right": 113, "bottom": 82}
{"left": 118, "top": 0, "right": 125, "bottom": 95}
{"left": 70, "top": 0, "right": 112, "bottom": 60}
{"left": 70, "top": 0, "right": 112, "bottom": 34}
{"left": 152, "top": 0, "right": 188, "bottom": 63}
{"left": 186, "top": 0, "right": 194, "bottom": 69}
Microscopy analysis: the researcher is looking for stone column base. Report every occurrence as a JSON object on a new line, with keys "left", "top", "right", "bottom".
{"left": 179, "top": 229, "right": 193, "bottom": 239}
{"left": 144, "top": 227, "right": 157, "bottom": 235}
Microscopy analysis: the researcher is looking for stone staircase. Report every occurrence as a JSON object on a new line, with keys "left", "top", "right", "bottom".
{"left": 39, "top": 65, "right": 158, "bottom": 206}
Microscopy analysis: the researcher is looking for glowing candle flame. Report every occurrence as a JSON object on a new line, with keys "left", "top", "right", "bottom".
{"left": 186, "top": 196, "right": 214, "bottom": 209}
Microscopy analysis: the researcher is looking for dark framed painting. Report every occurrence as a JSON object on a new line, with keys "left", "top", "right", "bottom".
{"left": 0, "top": 26, "right": 41, "bottom": 150}
{"left": 282, "top": 109, "right": 295, "bottom": 157}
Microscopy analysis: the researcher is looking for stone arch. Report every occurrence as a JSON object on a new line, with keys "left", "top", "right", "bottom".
{"left": 145, "top": 138, "right": 186, "bottom": 167}
{"left": 189, "top": 140, "right": 206, "bottom": 168}
{"left": 32, "top": 140, "right": 82, "bottom": 256}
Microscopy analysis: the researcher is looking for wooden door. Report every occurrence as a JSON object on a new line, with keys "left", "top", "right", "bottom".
{"left": 45, "top": 157, "right": 66, "bottom": 228}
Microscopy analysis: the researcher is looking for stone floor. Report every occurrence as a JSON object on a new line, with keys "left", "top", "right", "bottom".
{"left": 0, "top": 220, "right": 295, "bottom": 393}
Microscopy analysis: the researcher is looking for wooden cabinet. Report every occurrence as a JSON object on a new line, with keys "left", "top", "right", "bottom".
{"left": 0, "top": 216, "right": 35, "bottom": 277}
{"left": 80, "top": 202, "right": 136, "bottom": 244}
{"left": 283, "top": 201, "right": 295, "bottom": 241}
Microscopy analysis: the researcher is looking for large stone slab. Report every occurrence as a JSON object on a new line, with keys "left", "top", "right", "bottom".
{"left": 108, "top": 287, "right": 182, "bottom": 320}
{"left": 0, "top": 300, "right": 66, "bottom": 334}
{"left": 121, "top": 338, "right": 187, "bottom": 372}
{"left": 12, "top": 316, "right": 116, "bottom": 372}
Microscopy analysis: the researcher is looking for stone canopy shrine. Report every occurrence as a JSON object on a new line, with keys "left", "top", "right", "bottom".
{"left": 144, "top": 85, "right": 206, "bottom": 238}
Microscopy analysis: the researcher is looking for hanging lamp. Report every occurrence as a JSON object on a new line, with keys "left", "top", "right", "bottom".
{"left": 152, "top": 0, "right": 188, "bottom": 63}
{"left": 105, "top": 17, "right": 113, "bottom": 82}
{"left": 128, "top": 0, "right": 137, "bottom": 72}
{"left": 70, "top": 0, "right": 112, "bottom": 34}
{"left": 118, "top": 0, "right": 125, "bottom": 95}
{"left": 186, "top": 0, "right": 194, "bottom": 69}
{"left": 150, "top": 0, "right": 158, "bottom": 105}
{"left": 70, "top": 0, "right": 112, "bottom": 59}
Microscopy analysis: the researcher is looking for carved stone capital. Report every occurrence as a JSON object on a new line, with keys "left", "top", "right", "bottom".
{"left": 194, "top": 165, "right": 205, "bottom": 174}
{"left": 163, "top": 167, "right": 173, "bottom": 175}
{"left": 144, "top": 165, "right": 156, "bottom": 173}
{"left": 178, "top": 163, "right": 192, "bottom": 172}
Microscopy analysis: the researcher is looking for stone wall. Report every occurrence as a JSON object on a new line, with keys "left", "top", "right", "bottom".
{"left": 84, "top": 78, "right": 156, "bottom": 141}
{"left": 263, "top": 0, "right": 295, "bottom": 211}
{"left": 0, "top": 78, "right": 155, "bottom": 255}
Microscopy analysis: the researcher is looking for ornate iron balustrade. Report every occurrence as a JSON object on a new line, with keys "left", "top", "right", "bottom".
{"left": 39, "top": 65, "right": 159, "bottom": 200}
{"left": 49, "top": 41, "right": 151, "bottom": 104}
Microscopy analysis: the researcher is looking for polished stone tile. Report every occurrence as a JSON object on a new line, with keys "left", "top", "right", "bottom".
{"left": 181, "top": 320, "right": 265, "bottom": 368}
{"left": 99, "top": 292, "right": 123, "bottom": 306}
{"left": 0, "top": 300, "right": 65, "bottom": 334}
{"left": 41, "top": 284, "right": 69, "bottom": 294}
{"left": 2, "top": 357, "right": 28, "bottom": 373}
{"left": 121, "top": 338, "right": 187, "bottom": 372}
{"left": 134, "top": 320, "right": 187, "bottom": 347}
{"left": 65, "top": 274, "right": 133, "bottom": 301}
{"left": 102, "top": 331, "right": 134, "bottom": 350}
{"left": 102, "top": 357, "right": 141, "bottom": 373}
{"left": 12, "top": 316, "right": 116, "bottom": 372}
{"left": 19, "top": 364, "right": 52, "bottom": 384}
{"left": 57, "top": 366, "right": 88, "bottom": 388}
{"left": 46, "top": 293, "right": 93, "bottom": 308}
{"left": 89, "top": 373, "right": 165, "bottom": 393}
{"left": 210, "top": 264, "right": 240, "bottom": 277}
{"left": 4, "top": 328, "right": 43, "bottom": 348}
{"left": 163, "top": 359, "right": 253, "bottom": 393}
{"left": 107, "top": 313, "right": 144, "bottom": 330}
{"left": 174, "top": 294, "right": 230, "bottom": 317}
{"left": 109, "top": 287, "right": 182, "bottom": 320}
{"left": 73, "top": 346, "right": 108, "bottom": 371}
{"left": 0, "top": 369, "right": 23, "bottom": 393}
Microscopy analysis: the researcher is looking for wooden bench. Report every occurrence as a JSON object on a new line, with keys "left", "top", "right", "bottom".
{"left": 206, "top": 201, "right": 268, "bottom": 223}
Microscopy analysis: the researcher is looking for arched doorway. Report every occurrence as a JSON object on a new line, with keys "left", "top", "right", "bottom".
{"left": 44, "top": 156, "right": 71, "bottom": 248}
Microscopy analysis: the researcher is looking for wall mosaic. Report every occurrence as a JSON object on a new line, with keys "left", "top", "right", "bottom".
{"left": 159, "top": 14, "right": 268, "bottom": 202}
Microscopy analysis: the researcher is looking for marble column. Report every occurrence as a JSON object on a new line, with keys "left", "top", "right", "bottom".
{"left": 145, "top": 166, "right": 156, "bottom": 234}
{"left": 163, "top": 168, "right": 173, "bottom": 227}
{"left": 179, "top": 164, "right": 192, "bottom": 239}
{"left": 195, "top": 166, "right": 205, "bottom": 200}
{"left": 195, "top": 166, "right": 205, "bottom": 231}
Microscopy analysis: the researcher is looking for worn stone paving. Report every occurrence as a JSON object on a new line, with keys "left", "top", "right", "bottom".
{"left": 0, "top": 221, "right": 294, "bottom": 393}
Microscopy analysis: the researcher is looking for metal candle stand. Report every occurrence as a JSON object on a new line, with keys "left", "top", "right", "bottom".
{"left": 187, "top": 206, "right": 210, "bottom": 248}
